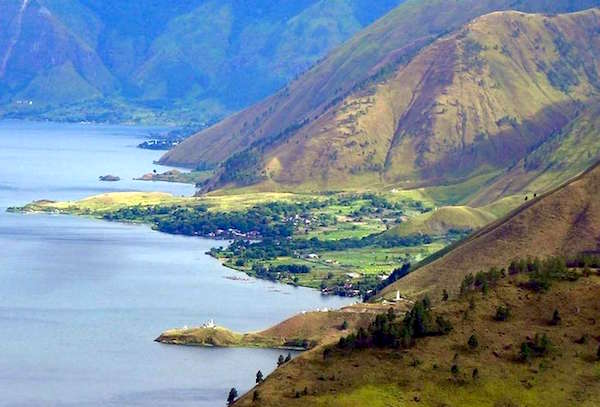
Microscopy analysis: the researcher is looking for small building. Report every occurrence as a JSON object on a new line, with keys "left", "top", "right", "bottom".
{"left": 202, "top": 319, "right": 216, "bottom": 329}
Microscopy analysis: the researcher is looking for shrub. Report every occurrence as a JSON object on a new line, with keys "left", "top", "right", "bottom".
{"left": 451, "top": 364, "right": 459, "bottom": 376}
{"left": 550, "top": 309, "right": 561, "bottom": 326}
{"left": 520, "top": 334, "right": 552, "bottom": 362}
{"left": 468, "top": 334, "right": 479, "bottom": 350}
{"left": 494, "top": 305, "right": 511, "bottom": 321}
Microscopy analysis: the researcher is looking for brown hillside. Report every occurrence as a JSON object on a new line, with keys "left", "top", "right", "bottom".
{"left": 156, "top": 305, "right": 386, "bottom": 349}
{"left": 469, "top": 104, "right": 600, "bottom": 206}
{"left": 380, "top": 161, "right": 600, "bottom": 301}
{"left": 234, "top": 274, "right": 600, "bottom": 406}
{"left": 160, "top": 1, "right": 600, "bottom": 172}
{"left": 249, "top": 9, "right": 600, "bottom": 191}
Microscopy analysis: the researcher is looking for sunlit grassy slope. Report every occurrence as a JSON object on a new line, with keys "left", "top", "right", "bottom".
{"left": 230, "top": 163, "right": 600, "bottom": 407}
{"left": 17, "top": 191, "right": 314, "bottom": 214}
{"left": 381, "top": 161, "right": 600, "bottom": 301}
{"left": 162, "top": 0, "right": 600, "bottom": 168}
{"left": 234, "top": 274, "right": 600, "bottom": 406}
{"left": 385, "top": 206, "right": 498, "bottom": 237}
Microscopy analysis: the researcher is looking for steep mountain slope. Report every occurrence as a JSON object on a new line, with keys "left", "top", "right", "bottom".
{"left": 380, "top": 161, "right": 600, "bottom": 301}
{"left": 0, "top": 0, "right": 402, "bottom": 123}
{"left": 209, "top": 9, "right": 600, "bottom": 193}
{"left": 233, "top": 271, "right": 600, "bottom": 406}
{"left": 469, "top": 104, "right": 600, "bottom": 205}
{"left": 161, "top": 1, "right": 600, "bottom": 176}
{"left": 226, "top": 146, "right": 600, "bottom": 407}
{"left": 0, "top": 0, "right": 116, "bottom": 108}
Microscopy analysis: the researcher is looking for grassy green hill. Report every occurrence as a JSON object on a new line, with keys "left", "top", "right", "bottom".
{"left": 225, "top": 140, "right": 600, "bottom": 407}
{"left": 380, "top": 161, "right": 600, "bottom": 301}
{"left": 0, "top": 0, "right": 403, "bottom": 124}
{"left": 385, "top": 206, "right": 498, "bottom": 237}
{"left": 233, "top": 269, "right": 600, "bottom": 406}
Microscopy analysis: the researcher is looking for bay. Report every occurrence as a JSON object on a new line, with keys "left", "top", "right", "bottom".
{"left": 0, "top": 121, "right": 354, "bottom": 407}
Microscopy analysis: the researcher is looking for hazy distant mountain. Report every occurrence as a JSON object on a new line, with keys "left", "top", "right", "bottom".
{"left": 0, "top": 0, "right": 403, "bottom": 124}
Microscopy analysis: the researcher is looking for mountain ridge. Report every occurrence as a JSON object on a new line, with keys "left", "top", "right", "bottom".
{"left": 161, "top": 1, "right": 600, "bottom": 186}
{"left": 0, "top": 0, "right": 403, "bottom": 123}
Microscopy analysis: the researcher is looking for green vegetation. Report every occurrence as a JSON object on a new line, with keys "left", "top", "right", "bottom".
{"left": 519, "top": 333, "right": 552, "bottom": 362}
{"left": 336, "top": 299, "right": 452, "bottom": 350}
{"left": 494, "top": 305, "right": 510, "bottom": 321}
{"left": 135, "top": 169, "right": 213, "bottom": 186}
{"left": 17, "top": 190, "right": 470, "bottom": 295}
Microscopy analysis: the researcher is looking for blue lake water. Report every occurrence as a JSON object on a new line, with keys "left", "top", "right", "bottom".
{"left": 0, "top": 121, "right": 354, "bottom": 407}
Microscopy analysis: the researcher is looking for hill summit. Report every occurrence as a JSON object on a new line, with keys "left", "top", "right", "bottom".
{"left": 163, "top": 5, "right": 600, "bottom": 198}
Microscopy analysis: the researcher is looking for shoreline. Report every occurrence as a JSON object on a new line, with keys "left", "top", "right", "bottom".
{"left": 154, "top": 305, "right": 388, "bottom": 351}
{"left": 7, "top": 204, "right": 353, "bottom": 297}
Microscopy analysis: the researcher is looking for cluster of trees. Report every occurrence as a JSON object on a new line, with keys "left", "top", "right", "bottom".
{"left": 250, "top": 263, "right": 311, "bottom": 282}
{"left": 337, "top": 299, "right": 452, "bottom": 350}
{"left": 224, "top": 234, "right": 433, "bottom": 264}
{"left": 565, "top": 253, "right": 600, "bottom": 269}
{"left": 509, "top": 256, "right": 579, "bottom": 292}
{"left": 459, "top": 267, "right": 503, "bottom": 295}
{"left": 460, "top": 255, "right": 592, "bottom": 296}
{"left": 105, "top": 200, "right": 334, "bottom": 240}
{"left": 519, "top": 333, "right": 552, "bottom": 362}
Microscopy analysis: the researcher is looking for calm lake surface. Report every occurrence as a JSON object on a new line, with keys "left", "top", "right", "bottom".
{"left": 0, "top": 121, "right": 354, "bottom": 407}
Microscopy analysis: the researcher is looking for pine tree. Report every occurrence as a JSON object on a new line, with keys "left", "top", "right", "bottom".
{"left": 494, "top": 305, "right": 510, "bottom": 321}
{"left": 227, "top": 388, "right": 238, "bottom": 405}
{"left": 451, "top": 364, "right": 459, "bottom": 376}
{"left": 284, "top": 352, "right": 292, "bottom": 363}
{"left": 256, "top": 370, "right": 263, "bottom": 383}
{"left": 277, "top": 354, "right": 285, "bottom": 366}
{"left": 468, "top": 334, "right": 479, "bottom": 350}
{"left": 550, "top": 309, "right": 561, "bottom": 326}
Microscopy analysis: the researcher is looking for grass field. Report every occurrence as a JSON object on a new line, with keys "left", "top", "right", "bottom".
{"left": 233, "top": 272, "right": 600, "bottom": 406}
